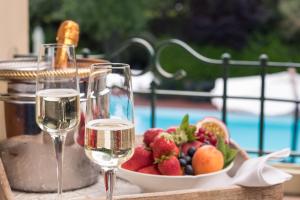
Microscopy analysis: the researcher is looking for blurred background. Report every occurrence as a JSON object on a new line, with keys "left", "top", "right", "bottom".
{"left": 1, "top": 0, "right": 300, "bottom": 154}
{"left": 2, "top": 0, "right": 300, "bottom": 87}
{"left": 27, "top": 0, "right": 300, "bottom": 155}
{"left": 28, "top": 0, "right": 300, "bottom": 82}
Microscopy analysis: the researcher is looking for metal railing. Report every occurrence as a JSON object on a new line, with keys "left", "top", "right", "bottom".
{"left": 100, "top": 38, "right": 300, "bottom": 161}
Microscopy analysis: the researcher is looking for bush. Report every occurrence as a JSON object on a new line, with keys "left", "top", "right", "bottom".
{"left": 150, "top": 0, "right": 278, "bottom": 49}
{"left": 279, "top": 0, "right": 300, "bottom": 42}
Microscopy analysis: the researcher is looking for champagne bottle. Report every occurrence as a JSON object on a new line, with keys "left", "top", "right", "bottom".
{"left": 55, "top": 20, "right": 79, "bottom": 69}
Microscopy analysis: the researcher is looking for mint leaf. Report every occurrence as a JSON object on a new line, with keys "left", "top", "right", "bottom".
{"left": 186, "top": 125, "right": 197, "bottom": 141}
{"left": 217, "top": 135, "right": 239, "bottom": 168}
{"left": 217, "top": 135, "right": 226, "bottom": 156}
{"left": 180, "top": 114, "right": 189, "bottom": 130}
{"left": 224, "top": 148, "right": 238, "bottom": 167}
{"left": 172, "top": 114, "right": 197, "bottom": 144}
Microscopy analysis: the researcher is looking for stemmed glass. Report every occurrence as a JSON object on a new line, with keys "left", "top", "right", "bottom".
{"left": 35, "top": 44, "right": 80, "bottom": 199}
{"left": 85, "top": 63, "right": 135, "bottom": 200}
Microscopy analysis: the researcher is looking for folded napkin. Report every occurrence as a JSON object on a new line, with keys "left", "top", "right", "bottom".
{"left": 233, "top": 148, "right": 292, "bottom": 187}
{"left": 199, "top": 148, "right": 292, "bottom": 189}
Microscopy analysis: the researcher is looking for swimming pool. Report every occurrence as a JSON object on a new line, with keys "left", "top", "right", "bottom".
{"left": 135, "top": 106, "right": 299, "bottom": 154}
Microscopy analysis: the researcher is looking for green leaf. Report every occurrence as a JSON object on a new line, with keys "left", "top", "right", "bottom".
{"left": 180, "top": 114, "right": 189, "bottom": 130}
{"left": 173, "top": 114, "right": 197, "bottom": 144}
{"left": 217, "top": 135, "right": 239, "bottom": 168}
{"left": 186, "top": 125, "right": 197, "bottom": 141}
{"left": 217, "top": 135, "right": 226, "bottom": 156}
{"left": 224, "top": 148, "right": 238, "bottom": 167}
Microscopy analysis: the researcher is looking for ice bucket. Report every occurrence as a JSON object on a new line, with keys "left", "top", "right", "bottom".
{"left": 0, "top": 58, "right": 106, "bottom": 192}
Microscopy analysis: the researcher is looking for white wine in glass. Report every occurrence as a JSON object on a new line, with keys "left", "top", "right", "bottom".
{"left": 85, "top": 118, "right": 135, "bottom": 167}
{"left": 36, "top": 88, "right": 80, "bottom": 133}
{"left": 36, "top": 44, "right": 80, "bottom": 200}
{"left": 85, "top": 63, "right": 135, "bottom": 200}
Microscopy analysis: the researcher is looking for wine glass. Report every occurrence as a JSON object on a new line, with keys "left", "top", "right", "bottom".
{"left": 35, "top": 44, "right": 80, "bottom": 199}
{"left": 85, "top": 63, "right": 135, "bottom": 200}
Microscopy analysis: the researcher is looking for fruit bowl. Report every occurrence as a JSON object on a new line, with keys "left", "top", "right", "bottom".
{"left": 118, "top": 115, "right": 239, "bottom": 192}
{"left": 117, "top": 163, "right": 233, "bottom": 192}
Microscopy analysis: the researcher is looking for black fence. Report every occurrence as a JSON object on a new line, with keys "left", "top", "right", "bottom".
{"left": 102, "top": 37, "right": 300, "bottom": 162}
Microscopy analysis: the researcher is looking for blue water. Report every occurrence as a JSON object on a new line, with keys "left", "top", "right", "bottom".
{"left": 135, "top": 106, "right": 299, "bottom": 156}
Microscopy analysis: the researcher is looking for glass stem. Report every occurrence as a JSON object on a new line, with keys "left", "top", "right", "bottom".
{"left": 104, "top": 168, "right": 116, "bottom": 200}
{"left": 52, "top": 134, "right": 65, "bottom": 200}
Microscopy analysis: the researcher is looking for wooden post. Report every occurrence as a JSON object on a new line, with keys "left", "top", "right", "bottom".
{"left": 0, "top": 157, "right": 14, "bottom": 200}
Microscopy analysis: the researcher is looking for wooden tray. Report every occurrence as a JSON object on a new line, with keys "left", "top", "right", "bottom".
{"left": 110, "top": 184, "right": 283, "bottom": 200}
{"left": 1, "top": 136, "right": 285, "bottom": 200}
{"left": 11, "top": 176, "right": 283, "bottom": 200}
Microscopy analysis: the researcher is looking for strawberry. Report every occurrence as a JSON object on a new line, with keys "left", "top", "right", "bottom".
{"left": 121, "top": 146, "right": 154, "bottom": 171}
{"left": 166, "top": 126, "right": 177, "bottom": 134}
{"left": 137, "top": 165, "right": 160, "bottom": 175}
{"left": 152, "top": 133, "right": 179, "bottom": 159}
{"left": 181, "top": 141, "right": 202, "bottom": 155}
{"left": 158, "top": 156, "right": 182, "bottom": 176}
{"left": 143, "top": 128, "right": 164, "bottom": 147}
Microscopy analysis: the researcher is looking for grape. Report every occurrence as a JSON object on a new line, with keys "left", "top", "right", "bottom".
{"left": 210, "top": 135, "right": 217, "bottom": 146}
{"left": 184, "top": 165, "right": 194, "bottom": 175}
{"left": 179, "top": 152, "right": 185, "bottom": 159}
{"left": 187, "top": 147, "right": 196, "bottom": 157}
{"left": 179, "top": 158, "right": 187, "bottom": 167}
{"left": 198, "top": 134, "right": 206, "bottom": 142}
{"left": 185, "top": 155, "right": 192, "bottom": 164}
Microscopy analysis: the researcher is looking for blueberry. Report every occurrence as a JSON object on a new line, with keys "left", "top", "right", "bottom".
{"left": 187, "top": 147, "right": 196, "bottom": 157}
{"left": 185, "top": 165, "right": 194, "bottom": 175}
{"left": 184, "top": 155, "right": 192, "bottom": 164}
{"left": 203, "top": 140, "right": 210, "bottom": 145}
{"left": 179, "top": 152, "right": 185, "bottom": 159}
{"left": 179, "top": 158, "right": 187, "bottom": 167}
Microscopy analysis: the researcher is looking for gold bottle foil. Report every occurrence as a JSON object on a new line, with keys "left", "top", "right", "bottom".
{"left": 55, "top": 20, "right": 80, "bottom": 69}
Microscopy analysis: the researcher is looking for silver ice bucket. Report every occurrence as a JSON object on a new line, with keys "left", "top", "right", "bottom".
{"left": 0, "top": 58, "right": 106, "bottom": 192}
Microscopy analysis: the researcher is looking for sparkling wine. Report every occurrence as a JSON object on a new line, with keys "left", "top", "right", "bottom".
{"left": 85, "top": 119, "right": 135, "bottom": 168}
{"left": 36, "top": 88, "right": 80, "bottom": 134}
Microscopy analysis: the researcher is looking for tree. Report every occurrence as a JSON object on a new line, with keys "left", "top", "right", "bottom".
{"left": 183, "top": 0, "right": 277, "bottom": 49}
{"left": 29, "top": 0, "right": 174, "bottom": 52}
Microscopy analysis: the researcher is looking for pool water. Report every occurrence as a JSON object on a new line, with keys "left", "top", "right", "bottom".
{"left": 135, "top": 106, "right": 299, "bottom": 154}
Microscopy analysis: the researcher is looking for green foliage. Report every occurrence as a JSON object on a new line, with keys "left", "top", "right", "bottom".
{"left": 30, "top": 0, "right": 62, "bottom": 25}
{"left": 159, "top": 32, "right": 300, "bottom": 81}
{"left": 279, "top": 0, "right": 300, "bottom": 41}
{"left": 29, "top": 0, "right": 300, "bottom": 83}
{"left": 57, "top": 0, "right": 148, "bottom": 41}
{"left": 29, "top": 0, "right": 63, "bottom": 43}
{"left": 29, "top": 0, "right": 175, "bottom": 50}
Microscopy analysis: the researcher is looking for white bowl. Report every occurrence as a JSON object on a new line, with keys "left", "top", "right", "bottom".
{"left": 117, "top": 163, "right": 233, "bottom": 192}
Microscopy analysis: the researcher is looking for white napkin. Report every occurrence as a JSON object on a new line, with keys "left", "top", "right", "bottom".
{"left": 199, "top": 148, "right": 292, "bottom": 189}
{"left": 233, "top": 148, "right": 292, "bottom": 187}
